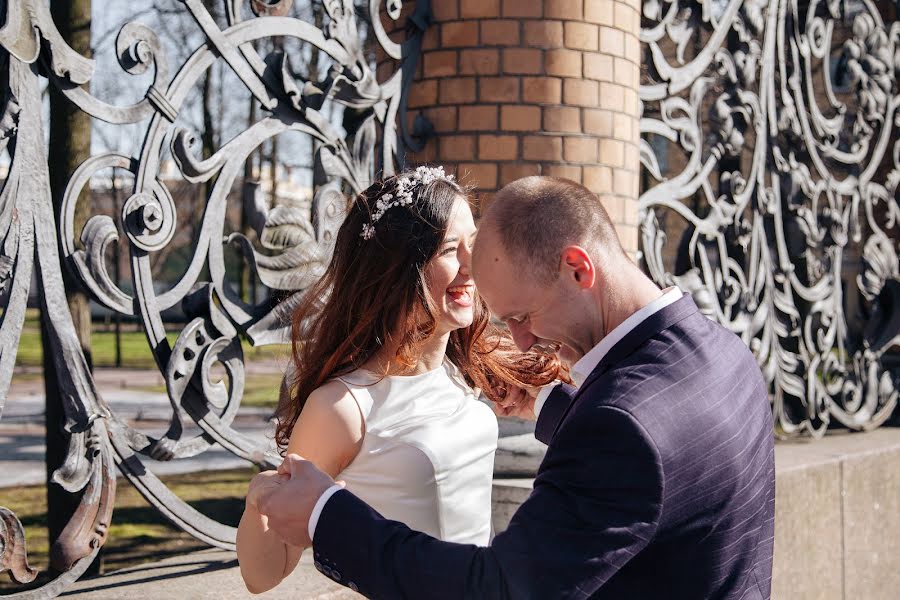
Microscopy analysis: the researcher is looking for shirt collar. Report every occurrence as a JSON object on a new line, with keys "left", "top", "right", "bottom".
{"left": 570, "top": 287, "right": 683, "bottom": 387}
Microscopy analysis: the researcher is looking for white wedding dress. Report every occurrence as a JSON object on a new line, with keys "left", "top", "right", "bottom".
{"left": 333, "top": 360, "right": 498, "bottom": 546}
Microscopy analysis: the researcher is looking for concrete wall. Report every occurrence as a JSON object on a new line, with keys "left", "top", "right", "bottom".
{"left": 771, "top": 429, "right": 900, "bottom": 600}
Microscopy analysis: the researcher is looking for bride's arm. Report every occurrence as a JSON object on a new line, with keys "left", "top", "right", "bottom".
{"left": 237, "top": 380, "right": 364, "bottom": 594}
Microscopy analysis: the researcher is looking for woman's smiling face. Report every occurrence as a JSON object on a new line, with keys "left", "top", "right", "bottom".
{"left": 424, "top": 195, "right": 478, "bottom": 336}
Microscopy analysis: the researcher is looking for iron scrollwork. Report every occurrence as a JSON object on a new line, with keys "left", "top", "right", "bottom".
{"left": 0, "top": 0, "right": 431, "bottom": 595}
{"left": 639, "top": 0, "right": 900, "bottom": 436}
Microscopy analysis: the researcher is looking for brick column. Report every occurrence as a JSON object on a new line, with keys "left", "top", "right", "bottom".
{"left": 403, "top": 0, "right": 642, "bottom": 253}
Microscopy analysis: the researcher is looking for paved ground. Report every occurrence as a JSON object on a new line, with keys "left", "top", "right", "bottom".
{"left": 61, "top": 549, "right": 359, "bottom": 599}
{"left": 0, "top": 420, "right": 273, "bottom": 488}
{"left": 1, "top": 364, "right": 282, "bottom": 487}
{"left": 1, "top": 364, "right": 544, "bottom": 488}
{"left": 5, "top": 361, "right": 285, "bottom": 408}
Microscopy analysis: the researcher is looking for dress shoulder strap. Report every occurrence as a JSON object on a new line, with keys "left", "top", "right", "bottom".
{"left": 333, "top": 373, "right": 376, "bottom": 420}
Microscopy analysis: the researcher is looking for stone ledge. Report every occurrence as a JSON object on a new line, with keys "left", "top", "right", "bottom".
{"left": 492, "top": 427, "right": 900, "bottom": 600}
{"left": 773, "top": 428, "right": 900, "bottom": 600}
{"left": 494, "top": 433, "right": 545, "bottom": 476}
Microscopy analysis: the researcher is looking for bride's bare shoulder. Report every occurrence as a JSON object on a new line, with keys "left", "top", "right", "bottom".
{"left": 307, "top": 379, "right": 356, "bottom": 407}
{"left": 285, "top": 380, "right": 364, "bottom": 475}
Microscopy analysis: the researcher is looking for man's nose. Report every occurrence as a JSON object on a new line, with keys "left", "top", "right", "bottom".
{"left": 508, "top": 321, "right": 537, "bottom": 353}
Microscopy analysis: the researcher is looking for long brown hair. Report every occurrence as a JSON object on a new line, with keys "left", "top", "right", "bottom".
{"left": 274, "top": 169, "right": 565, "bottom": 452}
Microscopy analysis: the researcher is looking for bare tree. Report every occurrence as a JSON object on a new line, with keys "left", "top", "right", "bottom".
{"left": 88, "top": 1, "right": 371, "bottom": 294}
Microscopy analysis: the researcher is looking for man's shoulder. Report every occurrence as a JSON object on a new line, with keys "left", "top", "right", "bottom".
{"left": 574, "top": 312, "right": 766, "bottom": 435}
{"left": 597, "top": 311, "right": 755, "bottom": 391}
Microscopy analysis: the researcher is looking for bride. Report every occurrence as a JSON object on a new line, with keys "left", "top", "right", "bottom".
{"left": 236, "top": 167, "right": 563, "bottom": 593}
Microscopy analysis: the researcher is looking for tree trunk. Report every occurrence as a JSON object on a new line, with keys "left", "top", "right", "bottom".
{"left": 198, "top": 67, "right": 215, "bottom": 242}
{"left": 268, "top": 36, "right": 284, "bottom": 210}
{"left": 310, "top": 2, "right": 323, "bottom": 184}
{"left": 241, "top": 94, "right": 257, "bottom": 304}
{"left": 45, "top": 0, "right": 98, "bottom": 576}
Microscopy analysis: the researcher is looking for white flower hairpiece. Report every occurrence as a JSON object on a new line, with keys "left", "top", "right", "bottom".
{"left": 360, "top": 166, "right": 455, "bottom": 240}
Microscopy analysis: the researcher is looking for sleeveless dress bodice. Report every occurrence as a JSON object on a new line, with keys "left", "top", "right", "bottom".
{"left": 334, "top": 361, "right": 498, "bottom": 546}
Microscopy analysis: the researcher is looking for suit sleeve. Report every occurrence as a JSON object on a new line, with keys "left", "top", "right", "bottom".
{"left": 312, "top": 405, "right": 664, "bottom": 599}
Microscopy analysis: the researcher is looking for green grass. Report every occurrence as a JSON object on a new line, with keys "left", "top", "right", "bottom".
{"left": 137, "top": 371, "right": 285, "bottom": 408}
{"left": 233, "top": 372, "right": 285, "bottom": 408}
{"left": 0, "top": 468, "right": 257, "bottom": 591}
{"left": 15, "top": 319, "right": 287, "bottom": 407}
{"left": 14, "top": 327, "right": 172, "bottom": 369}
{"left": 14, "top": 318, "right": 288, "bottom": 370}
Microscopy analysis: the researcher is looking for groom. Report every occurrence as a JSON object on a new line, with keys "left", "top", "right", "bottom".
{"left": 258, "top": 176, "right": 776, "bottom": 599}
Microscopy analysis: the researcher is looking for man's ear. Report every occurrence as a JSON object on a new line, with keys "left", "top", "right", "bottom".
{"left": 560, "top": 246, "right": 595, "bottom": 289}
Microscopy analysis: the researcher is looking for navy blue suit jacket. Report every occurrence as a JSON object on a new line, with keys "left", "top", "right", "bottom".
{"left": 312, "top": 295, "right": 776, "bottom": 599}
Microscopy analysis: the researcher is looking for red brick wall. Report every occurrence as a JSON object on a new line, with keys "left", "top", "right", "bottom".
{"left": 391, "top": 0, "right": 642, "bottom": 252}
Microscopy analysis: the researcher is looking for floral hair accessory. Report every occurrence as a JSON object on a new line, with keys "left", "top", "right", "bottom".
{"left": 360, "top": 166, "right": 455, "bottom": 240}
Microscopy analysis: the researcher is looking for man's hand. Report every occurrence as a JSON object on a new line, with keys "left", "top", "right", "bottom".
{"left": 246, "top": 470, "right": 288, "bottom": 510}
{"left": 492, "top": 384, "right": 538, "bottom": 420}
{"left": 256, "top": 454, "right": 338, "bottom": 548}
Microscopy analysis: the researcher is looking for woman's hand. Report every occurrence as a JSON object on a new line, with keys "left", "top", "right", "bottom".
{"left": 260, "top": 454, "right": 341, "bottom": 549}
{"left": 238, "top": 469, "right": 301, "bottom": 594}
{"left": 246, "top": 470, "right": 288, "bottom": 510}
{"left": 492, "top": 384, "right": 540, "bottom": 420}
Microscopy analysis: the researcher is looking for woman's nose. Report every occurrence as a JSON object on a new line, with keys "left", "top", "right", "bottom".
{"left": 458, "top": 242, "right": 472, "bottom": 275}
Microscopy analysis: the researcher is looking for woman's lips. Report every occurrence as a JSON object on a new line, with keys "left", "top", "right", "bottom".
{"left": 447, "top": 285, "right": 474, "bottom": 307}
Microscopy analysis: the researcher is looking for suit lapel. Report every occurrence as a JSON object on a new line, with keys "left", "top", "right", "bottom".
{"left": 547, "top": 294, "right": 700, "bottom": 441}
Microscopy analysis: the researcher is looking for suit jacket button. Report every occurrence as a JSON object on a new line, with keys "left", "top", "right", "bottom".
{"left": 332, "top": 570, "right": 342, "bottom": 581}
{"left": 314, "top": 561, "right": 323, "bottom": 571}
{"left": 348, "top": 582, "right": 359, "bottom": 592}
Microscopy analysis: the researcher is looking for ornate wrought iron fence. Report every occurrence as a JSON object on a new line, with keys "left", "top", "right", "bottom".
{"left": 0, "top": 0, "right": 428, "bottom": 596}
{"left": 3, "top": 0, "right": 900, "bottom": 595}
{"left": 639, "top": 0, "right": 900, "bottom": 436}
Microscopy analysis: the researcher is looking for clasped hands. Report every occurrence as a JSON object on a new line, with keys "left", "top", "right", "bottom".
{"left": 247, "top": 454, "right": 340, "bottom": 549}
{"left": 492, "top": 383, "right": 541, "bottom": 420}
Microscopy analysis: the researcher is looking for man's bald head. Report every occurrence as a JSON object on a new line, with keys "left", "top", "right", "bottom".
{"left": 478, "top": 176, "right": 625, "bottom": 283}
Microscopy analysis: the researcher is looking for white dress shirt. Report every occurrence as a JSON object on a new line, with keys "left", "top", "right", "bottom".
{"left": 309, "top": 287, "right": 684, "bottom": 540}
{"left": 533, "top": 287, "right": 683, "bottom": 416}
